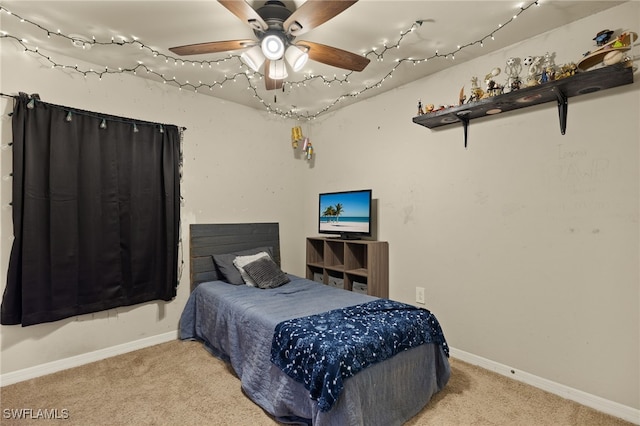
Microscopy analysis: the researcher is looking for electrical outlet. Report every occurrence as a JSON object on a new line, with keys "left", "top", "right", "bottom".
{"left": 416, "top": 287, "right": 425, "bottom": 304}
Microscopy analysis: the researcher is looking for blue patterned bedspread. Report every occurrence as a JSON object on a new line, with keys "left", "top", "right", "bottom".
{"left": 270, "top": 299, "right": 449, "bottom": 412}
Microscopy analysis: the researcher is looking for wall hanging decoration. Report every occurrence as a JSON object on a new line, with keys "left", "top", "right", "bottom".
{"left": 290, "top": 125, "right": 313, "bottom": 161}
{"left": 291, "top": 125, "right": 303, "bottom": 148}
{"left": 302, "top": 137, "right": 313, "bottom": 160}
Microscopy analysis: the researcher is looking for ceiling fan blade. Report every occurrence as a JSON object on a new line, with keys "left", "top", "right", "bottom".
{"left": 218, "top": 0, "right": 268, "bottom": 31}
{"left": 264, "top": 60, "right": 284, "bottom": 91}
{"left": 169, "top": 39, "right": 255, "bottom": 56}
{"left": 284, "top": 0, "right": 358, "bottom": 36}
{"left": 297, "top": 40, "right": 370, "bottom": 72}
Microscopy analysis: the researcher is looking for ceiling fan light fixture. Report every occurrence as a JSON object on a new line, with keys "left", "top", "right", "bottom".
{"left": 285, "top": 45, "right": 309, "bottom": 72}
{"left": 269, "top": 59, "right": 288, "bottom": 80}
{"left": 261, "top": 33, "right": 285, "bottom": 60}
{"left": 241, "top": 45, "right": 265, "bottom": 71}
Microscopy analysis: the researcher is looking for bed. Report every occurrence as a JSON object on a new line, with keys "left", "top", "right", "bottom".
{"left": 180, "top": 223, "right": 450, "bottom": 425}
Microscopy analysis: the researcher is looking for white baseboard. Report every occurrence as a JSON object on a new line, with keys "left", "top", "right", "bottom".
{"left": 449, "top": 347, "right": 640, "bottom": 425}
{"left": 0, "top": 331, "right": 177, "bottom": 387}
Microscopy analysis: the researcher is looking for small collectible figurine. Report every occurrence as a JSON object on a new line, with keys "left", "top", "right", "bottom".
{"left": 611, "top": 32, "right": 634, "bottom": 48}
{"left": 483, "top": 67, "right": 503, "bottom": 97}
{"left": 542, "top": 52, "right": 557, "bottom": 80}
{"left": 523, "top": 56, "right": 542, "bottom": 87}
{"left": 504, "top": 57, "right": 522, "bottom": 93}
{"left": 467, "top": 76, "right": 484, "bottom": 103}
{"left": 593, "top": 29, "right": 614, "bottom": 46}
{"left": 417, "top": 100, "right": 425, "bottom": 115}
{"left": 540, "top": 68, "right": 549, "bottom": 83}
{"left": 578, "top": 31, "right": 637, "bottom": 71}
{"left": 556, "top": 63, "right": 578, "bottom": 79}
{"left": 459, "top": 87, "right": 466, "bottom": 105}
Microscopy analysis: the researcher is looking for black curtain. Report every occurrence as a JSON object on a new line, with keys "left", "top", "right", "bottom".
{"left": 1, "top": 94, "right": 181, "bottom": 326}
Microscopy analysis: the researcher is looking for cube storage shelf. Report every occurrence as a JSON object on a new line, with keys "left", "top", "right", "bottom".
{"left": 306, "top": 237, "right": 389, "bottom": 298}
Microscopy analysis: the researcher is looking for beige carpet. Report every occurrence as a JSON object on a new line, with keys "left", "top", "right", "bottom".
{"left": 0, "top": 340, "right": 632, "bottom": 426}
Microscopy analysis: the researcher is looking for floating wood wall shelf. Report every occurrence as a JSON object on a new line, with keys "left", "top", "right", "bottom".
{"left": 412, "top": 62, "right": 634, "bottom": 147}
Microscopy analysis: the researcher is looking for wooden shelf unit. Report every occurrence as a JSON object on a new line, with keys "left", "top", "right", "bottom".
{"left": 412, "top": 62, "right": 634, "bottom": 147}
{"left": 306, "top": 237, "right": 389, "bottom": 298}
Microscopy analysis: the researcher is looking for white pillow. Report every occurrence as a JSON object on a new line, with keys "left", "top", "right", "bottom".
{"left": 233, "top": 251, "right": 270, "bottom": 286}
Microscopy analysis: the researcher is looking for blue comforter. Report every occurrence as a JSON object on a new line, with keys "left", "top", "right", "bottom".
{"left": 271, "top": 299, "right": 449, "bottom": 411}
{"left": 180, "top": 276, "right": 450, "bottom": 425}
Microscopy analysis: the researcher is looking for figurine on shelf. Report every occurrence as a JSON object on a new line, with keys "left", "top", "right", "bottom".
{"left": 541, "top": 52, "right": 557, "bottom": 82}
{"left": 467, "top": 76, "right": 484, "bottom": 103}
{"left": 485, "top": 79, "right": 504, "bottom": 97}
{"left": 510, "top": 79, "right": 522, "bottom": 91}
{"left": 459, "top": 87, "right": 466, "bottom": 105}
{"left": 504, "top": 57, "right": 522, "bottom": 93}
{"left": 523, "top": 55, "right": 543, "bottom": 87}
{"left": 483, "top": 67, "right": 503, "bottom": 97}
{"left": 425, "top": 103, "right": 435, "bottom": 113}
{"left": 417, "top": 100, "right": 425, "bottom": 115}
{"left": 556, "top": 62, "right": 578, "bottom": 79}
{"left": 540, "top": 67, "right": 549, "bottom": 83}
{"left": 611, "top": 32, "right": 630, "bottom": 48}
{"left": 603, "top": 49, "right": 624, "bottom": 66}
{"left": 543, "top": 52, "right": 557, "bottom": 71}
{"left": 594, "top": 29, "right": 614, "bottom": 46}
{"left": 578, "top": 31, "right": 637, "bottom": 71}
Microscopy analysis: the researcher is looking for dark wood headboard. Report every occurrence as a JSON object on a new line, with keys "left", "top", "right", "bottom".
{"left": 189, "top": 223, "right": 280, "bottom": 290}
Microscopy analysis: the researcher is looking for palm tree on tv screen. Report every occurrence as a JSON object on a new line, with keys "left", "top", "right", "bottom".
{"left": 322, "top": 204, "right": 344, "bottom": 224}
{"left": 322, "top": 206, "right": 336, "bottom": 222}
{"left": 334, "top": 203, "right": 343, "bottom": 223}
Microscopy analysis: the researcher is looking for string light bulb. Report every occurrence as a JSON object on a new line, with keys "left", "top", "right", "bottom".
{"left": 0, "top": 1, "right": 542, "bottom": 121}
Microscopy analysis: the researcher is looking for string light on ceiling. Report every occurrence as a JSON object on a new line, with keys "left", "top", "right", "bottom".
{"left": 0, "top": 1, "right": 541, "bottom": 120}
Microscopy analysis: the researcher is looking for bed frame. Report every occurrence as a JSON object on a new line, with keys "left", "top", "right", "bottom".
{"left": 184, "top": 222, "right": 450, "bottom": 425}
{"left": 189, "top": 223, "right": 281, "bottom": 290}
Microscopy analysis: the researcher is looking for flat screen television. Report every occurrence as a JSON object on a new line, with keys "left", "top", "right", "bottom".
{"left": 318, "top": 189, "right": 372, "bottom": 239}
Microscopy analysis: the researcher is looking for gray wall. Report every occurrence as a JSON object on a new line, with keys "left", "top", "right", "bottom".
{"left": 302, "top": 2, "right": 639, "bottom": 410}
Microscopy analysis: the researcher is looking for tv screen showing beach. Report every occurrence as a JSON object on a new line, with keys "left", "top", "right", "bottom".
{"left": 319, "top": 190, "right": 371, "bottom": 235}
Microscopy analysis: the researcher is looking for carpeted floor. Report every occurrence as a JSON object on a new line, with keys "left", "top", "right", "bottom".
{"left": 0, "top": 340, "right": 633, "bottom": 425}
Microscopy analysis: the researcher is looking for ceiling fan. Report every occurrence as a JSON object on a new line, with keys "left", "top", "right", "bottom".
{"left": 169, "top": 0, "right": 371, "bottom": 90}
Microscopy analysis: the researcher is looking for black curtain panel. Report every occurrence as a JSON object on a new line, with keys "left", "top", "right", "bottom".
{"left": 1, "top": 94, "right": 181, "bottom": 326}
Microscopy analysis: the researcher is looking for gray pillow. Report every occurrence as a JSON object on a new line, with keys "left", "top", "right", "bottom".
{"left": 212, "top": 246, "right": 273, "bottom": 285}
{"left": 243, "top": 256, "right": 290, "bottom": 289}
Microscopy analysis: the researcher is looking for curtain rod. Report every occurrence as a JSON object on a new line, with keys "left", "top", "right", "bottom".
{"left": 0, "top": 92, "right": 186, "bottom": 131}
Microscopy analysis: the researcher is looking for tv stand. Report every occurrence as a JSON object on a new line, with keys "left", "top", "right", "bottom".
{"left": 306, "top": 237, "right": 389, "bottom": 298}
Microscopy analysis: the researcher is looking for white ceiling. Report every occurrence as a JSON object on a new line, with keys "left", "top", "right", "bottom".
{"left": 0, "top": 0, "right": 626, "bottom": 119}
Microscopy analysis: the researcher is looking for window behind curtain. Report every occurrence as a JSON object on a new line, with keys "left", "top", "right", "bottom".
{"left": 1, "top": 93, "right": 181, "bottom": 326}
